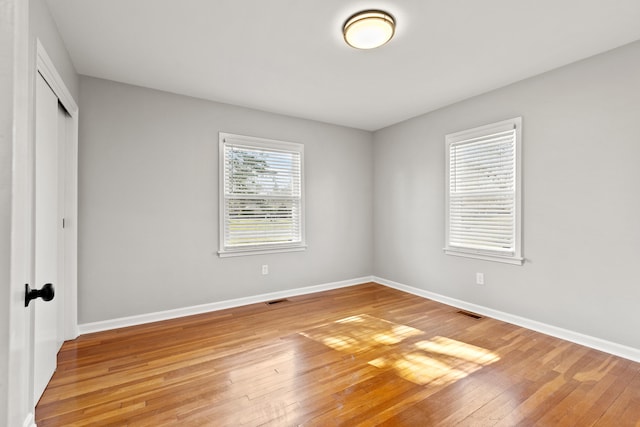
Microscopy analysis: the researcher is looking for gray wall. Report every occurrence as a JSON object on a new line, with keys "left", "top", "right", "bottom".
{"left": 78, "top": 37, "right": 640, "bottom": 351}
{"left": 78, "top": 76, "right": 373, "bottom": 323}
{"left": 373, "top": 40, "right": 640, "bottom": 349}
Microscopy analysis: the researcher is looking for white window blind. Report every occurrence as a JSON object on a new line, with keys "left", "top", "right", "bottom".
{"left": 445, "top": 118, "right": 523, "bottom": 265}
{"left": 219, "top": 133, "right": 305, "bottom": 257}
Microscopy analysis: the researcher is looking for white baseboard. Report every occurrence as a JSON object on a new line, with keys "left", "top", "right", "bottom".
{"left": 78, "top": 275, "right": 639, "bottom": 363}
{"left": 374, "top": 276, "right": 640, "bottom": 363}
{"left": 79, "top": 276, "right": 374, "bottom": 335}
{"left": 23, "top": 412, "right": 35, "bottom": 427}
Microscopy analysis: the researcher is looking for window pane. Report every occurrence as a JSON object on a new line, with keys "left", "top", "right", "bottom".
{"left": 445, "top": 118, "right": 522, "bottom": 264}
{"left": 219, "top": 133, "right": 305, "bottom": 256}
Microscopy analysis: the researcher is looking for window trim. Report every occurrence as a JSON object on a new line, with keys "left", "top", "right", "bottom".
{"left": 218, "top": 132, "right": 306, "bottom": 258}
{"left": 444, "top": 117, "right": 523, "bottom": 265}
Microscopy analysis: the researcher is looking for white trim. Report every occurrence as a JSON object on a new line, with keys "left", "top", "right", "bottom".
{"left": 374, "top": 276, "right": 640, "bottom": 363}
{"left": 218, "top": 132, "right": 306, "bottom": 257}
{"left": 219, "top": 245, "right": 307, "bottom": 258}
{"left": 444, "top": 117, "right": 523, "bottom": 265}
{"left": 22, "top": 412, "right": 35, "bottom": 427}
{"left": 36, "top": 40, "right": 79, "bottom": 340}
{"left": 36, "top": 40, "right": 78, "bottom": 116}
{"left": 6, "top": 1, "right": 31, "bottom": 424}
{"left": 443, "top": 249, "right": 524, "bottom": 265}
{"left": 79, "top": 276, "right": 374, "bottom": 334}
{"left": 77, "top": 275, "right": 640, "bottom": 362}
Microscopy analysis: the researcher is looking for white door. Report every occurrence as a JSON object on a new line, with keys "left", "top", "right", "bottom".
{"left": 33, "top": 71, "right": 63, "bottom": 403}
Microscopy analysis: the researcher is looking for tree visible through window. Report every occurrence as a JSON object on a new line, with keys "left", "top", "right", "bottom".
{"left": 219, "top": 133, "right": 305, "bottom": 257}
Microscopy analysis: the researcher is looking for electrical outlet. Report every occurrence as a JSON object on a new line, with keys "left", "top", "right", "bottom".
{"left": 262, "top": 265, "right": 269, "bottom": 275}
{"left": 476, "top": 273, "right": 484, "bottom": 285}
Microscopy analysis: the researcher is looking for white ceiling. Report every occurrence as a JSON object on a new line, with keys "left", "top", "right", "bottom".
{"left": 46, "top": 0, "right": 640, "bottom": 131}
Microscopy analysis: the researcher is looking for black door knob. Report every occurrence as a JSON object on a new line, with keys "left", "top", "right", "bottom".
{"left": 25, "top": 283, "right": 55, "bottom": 307}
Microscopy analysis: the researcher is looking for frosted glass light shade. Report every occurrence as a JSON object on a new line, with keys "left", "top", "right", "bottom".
{"left": 343, "top": 10, "right": 395, "bottom": 50}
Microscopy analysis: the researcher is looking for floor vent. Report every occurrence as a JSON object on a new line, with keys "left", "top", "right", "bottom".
{"left": 265, "top": 299, "right": 288, "bottom": 305}
{"left": 457, "top": 310, "right": 483, "bottom": 319}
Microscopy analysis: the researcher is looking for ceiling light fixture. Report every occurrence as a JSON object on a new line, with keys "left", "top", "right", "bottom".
{"left": 343, "top": 10, "right": 395, "bottom": 50}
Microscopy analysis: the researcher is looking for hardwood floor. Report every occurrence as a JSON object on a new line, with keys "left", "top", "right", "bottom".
{"left": 36, "top": 283, "right": 640, "bottom": 426}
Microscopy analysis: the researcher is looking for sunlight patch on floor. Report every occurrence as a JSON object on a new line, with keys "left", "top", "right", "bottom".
{"left": 300, "top": 315, "right": 500, "bottom": 387}
{"left": 370, "top": 336, "right": 500, "bottom": 385}
{"left": 301, "top": 314, "right": 424, "bottom": 353}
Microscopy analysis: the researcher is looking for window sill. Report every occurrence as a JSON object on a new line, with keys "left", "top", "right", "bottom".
{"left": 444, "top": 249, "right": 524, "bottom": 265}
{"left": 219, "top": 245, "right": 307, "bottom": 258}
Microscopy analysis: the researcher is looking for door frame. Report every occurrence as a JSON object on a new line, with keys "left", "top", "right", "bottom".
{"left": 36, "top": 39, "right": 79, "bottom": 342}
{"left": 34, "top": 39, "right": 79, "bottom": 344}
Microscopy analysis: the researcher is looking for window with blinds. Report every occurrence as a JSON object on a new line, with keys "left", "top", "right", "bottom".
{"left": 445, "top": 118, "right": 523, "bottom": 265}
{"left": 219, "top": 133, "right": 305, "bottom": 257}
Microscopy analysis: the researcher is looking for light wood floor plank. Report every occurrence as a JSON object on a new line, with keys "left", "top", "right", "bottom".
{"left": 36, "top": 283, "right": 640, "bottom": 426}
